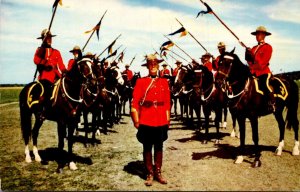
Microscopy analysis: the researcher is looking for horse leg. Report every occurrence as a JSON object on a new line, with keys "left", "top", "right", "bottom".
{"left": 91, "top": 112, "right": 97, "bottom": 146}
{"left": 235, "top": 115, "right": 246, "bottom": 164}
{"left": 222, "top": 106, "right": 228, "bottom": 129}
{"left": 56, "top": 122, "right": 67, "bottom": 173}
{"left": 83, "top": 111, "right": 89, "bottom": 147}
{"left": 230, "top": 109, "right": 238, "bottom": 138}
{"left": 274, "top": 111, "right": 285, "bottom": 156}
{"left": 249, "top": 116, "right": 261, "bottom": 168}
{"left": 20, "top": 105, "right": 33, "bottom": 163}
{"left": 31, "top": 117, "right": 43, "bottom": 162}
{"left": 214, "top": 107, "right": 222, "bottom": 144}
{"left": 67, "top": 121, "right": 77, "bottom": 170}
{"left": 202, "top": 105, "right": 210, "bottom": 144}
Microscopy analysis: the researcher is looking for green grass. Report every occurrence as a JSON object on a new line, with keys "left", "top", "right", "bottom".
{"left": 0, "top": 87, "right": 22, "bottom": 104}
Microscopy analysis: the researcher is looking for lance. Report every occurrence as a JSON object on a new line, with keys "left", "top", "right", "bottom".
{"left": 106, "top": 45, "right": 122, "bottom": 60}
{"left": 166, "top": 47, "right": 189, "bottom": 62}
{"left": 82, "top": 10, "right": 107, "bottom": 52}
{"left": 198, "top": 0, "right": 247, "bottom": 48}
{"left": 129, "top": 54, "right": 137, "bottom": 66}
{"left": 113, "top": 47, "right": 126, "bottom": 62}
{"left": 97, "top": 34, "right": 122, "bottom": 58}
{"left": 175, "top": 18, "right": 208, "bottom": 52}
{"left": 164, "top": 35, "right": 193, "bottom": 60}
{"left": 33, "top": 0, "right": 61, "bottom": 81}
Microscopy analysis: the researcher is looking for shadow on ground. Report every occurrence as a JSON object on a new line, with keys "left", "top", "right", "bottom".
{"left": 123, "top": 160, "right": 146, "bottom": 180}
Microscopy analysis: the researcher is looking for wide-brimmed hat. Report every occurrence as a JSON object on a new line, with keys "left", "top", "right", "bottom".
{"left": 251, "top": 26, "right": 271, "bottom": 36}
{"left": 141, "top": 54, "right": 164, "bottom": 67}
{"left": 201, "top": 52, "right": 212, "bottom": 59}
{"left": 217, "top": 42, "right": 226, "bottom": 49}
{"left": 70, "top": 45, "right": 81, "bottom": 53}
{"left": 162, "top": 63, "right": 168, "bottom": 66}
{"left": 37, "top": 29, "right": 56, "bottom": 39}
{"left": 84, "top": 52, "right": 95, "bottom": 58}
{"left": 125, "top": 64, "right": 130, "bottom": 67}
{"left": 175, "top": 60, "right": 182, "bottom": 65}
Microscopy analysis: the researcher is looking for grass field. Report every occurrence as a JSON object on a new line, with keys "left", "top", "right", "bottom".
{"left": 0, "top": 87, "right": 22, "bottom": 104}
{"left": 0, "top": 86, "right": 300, "bottom": 190}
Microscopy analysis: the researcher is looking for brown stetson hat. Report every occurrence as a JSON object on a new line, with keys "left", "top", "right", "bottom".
{"left": 175, "top": 60, "right": 182, "bottom": 65}
{"left": 251, "top": 26, "right": 271, "bottom": 36}
{"left": 70, "top": 45, "right": 81, "bottom": 53}
{"left": 141, "top": 54, "right": 164, "bottom": 67}
{"left": 37, "top": 29, "right": 56, "bottom": 39}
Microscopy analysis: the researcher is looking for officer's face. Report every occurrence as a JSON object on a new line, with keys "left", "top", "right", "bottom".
{"left": 147, "top": 60, "right": 159, "bottom": 76}
{"left": 256, "top": 32, "right": 266, "bottom": 43}
{"left": 45, "top": 36, "right": 52, "bottom": 46}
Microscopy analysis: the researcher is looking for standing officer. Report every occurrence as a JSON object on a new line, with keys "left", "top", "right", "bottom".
{"left": 245, "top": 26, "right": 275, "bottom": 112}
{"left": 131, "top": 54, "right": 170, "bottom": 186}
{"left": 67, "top": 45, "right": 82, "bottom": 71}
{"left": 34, "top": 29, "right": 66, "bottom": 120}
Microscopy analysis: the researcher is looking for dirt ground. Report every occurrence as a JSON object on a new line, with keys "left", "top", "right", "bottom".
{"left": 0, "top": 103, "right": 300, "bottom": 191}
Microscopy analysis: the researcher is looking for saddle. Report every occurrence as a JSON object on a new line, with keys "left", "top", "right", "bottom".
{"left": 27, "top": 79, "right": 61, "bottom": 108}
{"left": 253, "top": 76, "right": 288, "bottom": 101}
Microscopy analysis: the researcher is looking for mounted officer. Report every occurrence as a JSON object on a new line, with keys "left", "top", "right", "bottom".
{"left": 33, "top": 29, "right": 66, "bottom": 120}
{"left": 172, "top": 60, "right": 182, "bottom": 77}
{"left": 245, "top": 26, "right": 275, "bottom": 112}
{"left": 159, "top": 63, "right": 171, "bottom": 78}
{"left": 201, "top": 52, "right": 213, "bottom": 72}
{"left": 67, "top": 45, "right": 82, "bottom": 71}
{"left": 212, "top": 42, "right": 226, "bottom": 71}
{"left": 122, "top": 64, "right": 133, "bottom": 81}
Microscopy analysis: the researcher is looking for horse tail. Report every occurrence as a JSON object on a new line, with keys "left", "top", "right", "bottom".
{"left": 285, "top": 79, "right": 299, "bottom": 130}
{"left": 19, "top": 86, "right": 32, "bottom": 144}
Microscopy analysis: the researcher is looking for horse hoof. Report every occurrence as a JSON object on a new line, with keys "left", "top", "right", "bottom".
{"left": 25, "top": 156, "right": 32, "bottom": 163}
{"left": 214, "top": 139, "right": 221, "bottom": 144}
{"left": 96, "top": 130, "right": 101, "bottom": 136}
{"left": 292, "top": 148, "right": 299, "bottom": 156}
{"left": 202, "top": 140, "right": 208, "bottom": 144}
{"left": 56, "top": 167, "right": 64, "bottom": 174}
{"left": 275, "top": 148, "right": 282, "bottom": 156}
{"left": 230, "top": 130, "right": 236, "bottom": 137}
{"left": 234, "top": 156, "right": 243, "bottom": 164}
{"left": 69, "top": 161, "right": 78, "bottom": 170}
{"left": 251, "top": 160, "right": 261, "bottom": 168}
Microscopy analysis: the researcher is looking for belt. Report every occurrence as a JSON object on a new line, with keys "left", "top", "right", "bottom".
{"left": 140, "top": 100, "right": 164, "bottom": 108}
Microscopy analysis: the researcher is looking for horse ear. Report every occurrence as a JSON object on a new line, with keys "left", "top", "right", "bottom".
{"left": 230, "top": 47, "right": 236, "bottom": 54}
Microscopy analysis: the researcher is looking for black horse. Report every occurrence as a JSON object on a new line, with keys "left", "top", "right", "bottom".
{"left": 218, "top": 51, "right": 299, "bottom": 167}
{"left": 19, "top": 58, "right": 96, "bottom": 172}
{"left": 120, "top": 72, "right": 141, "bottom": 115}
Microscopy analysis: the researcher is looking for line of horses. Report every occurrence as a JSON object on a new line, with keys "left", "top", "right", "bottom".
{"left": 19, "top": 50, "right": 299, "bottom": 172}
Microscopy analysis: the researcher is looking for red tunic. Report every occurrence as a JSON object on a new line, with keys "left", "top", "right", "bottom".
{"left": 67, "top": 59, "right": 75, "bottom": 71}
{"left": 159, "top": 69, "right": 171, "bottom": 77}
{"left": 34, "top": 47, "right": 66, "bottom": 83}
{"left": 122, "top": 69, "right": 133, "bottom": 81}
{"left": 172, "top": 67, "right": 180, "bottom": 77}
{"left": 132, "top": 77, "right": 171, "bottom": 127}
{"left": 203, "top": 61, "right": 213, "bottom": 72}
{"left": 247, "top": 43, "right": 272, "bottom": 76}
{"left": 212, "top": 56, "right": 220, "bottom": 71}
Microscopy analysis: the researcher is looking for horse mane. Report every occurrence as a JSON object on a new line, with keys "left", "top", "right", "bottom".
{"left": 225, "top": 52, "right": 251, "bottom": 83}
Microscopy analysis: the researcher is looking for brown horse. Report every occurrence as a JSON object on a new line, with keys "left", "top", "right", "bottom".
{"left": 218, "top": 51, "right": 299, "bottom": 167}
{"left": 19, "top": 58, "right": 96, "bottom": 172}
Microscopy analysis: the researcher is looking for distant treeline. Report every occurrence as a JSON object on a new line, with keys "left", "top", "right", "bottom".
{"left": 0, "top": 84, "right": 26, "bottom": 87}
{"left": 275, "top": 71, "right": 300, "bottom": 81}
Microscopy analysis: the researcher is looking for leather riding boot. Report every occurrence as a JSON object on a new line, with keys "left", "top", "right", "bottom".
{"left": 154, "top": 151, "right": 167, "bottom": 184}
{"left": 143, "top": 152, "right": 153, "bottom": 186}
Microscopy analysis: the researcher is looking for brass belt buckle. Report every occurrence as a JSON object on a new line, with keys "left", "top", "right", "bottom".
{"left": 153, "top": 100, "right": 157, "bottom": 108}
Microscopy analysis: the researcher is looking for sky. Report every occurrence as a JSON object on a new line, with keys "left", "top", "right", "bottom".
{"left": 0, "top": 0, "right": 300, "bottom": 84}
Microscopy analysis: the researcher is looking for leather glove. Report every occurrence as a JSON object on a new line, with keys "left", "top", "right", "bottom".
{"left": 36, "top": 47, "right": 46, "bottom": 58}
{"left": 245, "top": 48, "right": 254, "bottom": 62}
